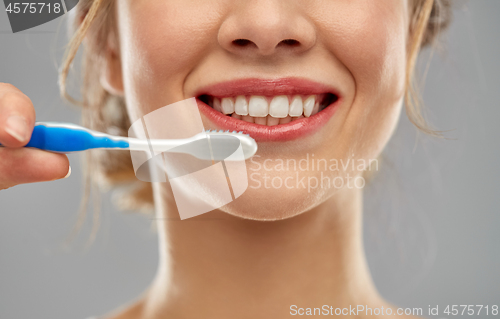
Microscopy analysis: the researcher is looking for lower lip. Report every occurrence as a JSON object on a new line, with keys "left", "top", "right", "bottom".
{"left": 196, "top": 98, "right": 341, "bottom": 142}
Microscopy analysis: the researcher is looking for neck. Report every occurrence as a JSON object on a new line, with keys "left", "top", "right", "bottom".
{"left": 142, "top": 185, "right": 382, "bottom": 319}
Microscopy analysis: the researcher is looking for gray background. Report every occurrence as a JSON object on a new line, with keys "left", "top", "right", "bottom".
{"left": 0, "top": 1, "right": 499, "bottom": 318}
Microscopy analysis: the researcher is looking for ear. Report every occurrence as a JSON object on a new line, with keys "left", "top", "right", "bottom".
{"left": 100, "top": 30, "right": 124, "bottom": 97}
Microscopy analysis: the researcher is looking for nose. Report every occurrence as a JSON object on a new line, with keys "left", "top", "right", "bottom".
{"left": 218, "top": 1, "right": 316, "bottom": 57}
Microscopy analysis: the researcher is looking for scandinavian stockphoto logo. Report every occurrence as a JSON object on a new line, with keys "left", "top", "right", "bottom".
{"left": 3, "top": 0, "right": 79, "bottom": 33}
{"left": 127, "top": 98, "right": 249, "bottom": 220}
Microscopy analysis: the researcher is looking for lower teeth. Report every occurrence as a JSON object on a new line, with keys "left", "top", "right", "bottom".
{"left": 228, "top": 113, "right": 306, "bottom": 126}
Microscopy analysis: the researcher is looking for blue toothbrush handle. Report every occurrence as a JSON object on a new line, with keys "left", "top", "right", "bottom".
{"left": 1, "top": 122, "right": 130, "bottom": 153}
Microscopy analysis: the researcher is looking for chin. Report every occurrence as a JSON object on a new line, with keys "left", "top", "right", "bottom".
{"left": 217, "top": 171, "right": 335, "bottom": 221}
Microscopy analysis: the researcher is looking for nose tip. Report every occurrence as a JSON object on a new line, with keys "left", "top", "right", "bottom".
{"left": 218, "top": 4, "right": 316, "bottom": 57}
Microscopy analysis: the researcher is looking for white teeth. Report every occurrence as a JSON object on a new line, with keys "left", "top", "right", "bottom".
{"left": 211, "top": 94, "right": 324, "bottom": 125}
{"left": 279, "top": 116, "right": 292, "bottom": 124}
{"left": 303, "top": 95, "right": 315, "bottom": 117}
{"left": 234, "top": 95, "right": 248, "bottom": 116}
{"left": 311, "top": 101, "right": 320, "bottom": 116}
{"left": 213, "top": 98, "right": 222, "bottom": 113}
{"left": 267, "top": 115, "right": 280, "bottom": 126}
{"left": 221, "top": 97, "right": 235, "bottom": 114}
{"left": 241, "top": 115, "right": 254, "bottom": 123}
{"left": 289, "top": 95, "right": 303, "bottom": 117}
{"left": 269, "top": 95, "right": 289, "bottom": 118}
{"left": 254, "top": 117, "right": 267, "bottom": 125}
{"left": 248, "top": 96, "right": 268, "bottom": 117}
{"left": 291, "top": 115, "right": 304, "bottom": 122}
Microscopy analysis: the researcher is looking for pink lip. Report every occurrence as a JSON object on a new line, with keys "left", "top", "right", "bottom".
{"left": 194, "top": 78, "right": 342, "bottom": 142}
{"left": 194, "top": 77, "right": 341, "bottom": 98}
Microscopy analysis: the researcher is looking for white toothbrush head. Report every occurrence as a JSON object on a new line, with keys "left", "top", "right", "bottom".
{"left": 128, "top": 130, "right": 258, "bottom": 161}
{"left": 204, "top": 130, "right": 258, "bottom": 160}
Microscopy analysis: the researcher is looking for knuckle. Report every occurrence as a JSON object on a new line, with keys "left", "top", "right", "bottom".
{"left": 0, "top": 183, "right": 13, "bottom": 191}
{"left": 0, "top": 150, "right": 19, "bottom": 180}
{"left": 0, "top": 91, "right": 32, "bottom": 110}
{"left": 0, "top": 83, "right": 17, "bottom": 91}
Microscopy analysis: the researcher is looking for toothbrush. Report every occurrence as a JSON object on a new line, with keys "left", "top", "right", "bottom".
{"left": 0, "top": 122, "right": 258, "bottom": 161}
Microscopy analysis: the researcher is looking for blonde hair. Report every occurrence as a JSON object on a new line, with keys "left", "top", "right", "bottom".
{"left": 59, "top": 0, "right": 453, "bottom": 220}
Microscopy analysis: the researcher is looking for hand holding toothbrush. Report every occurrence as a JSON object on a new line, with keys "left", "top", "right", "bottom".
{"left": 0, "top": 83, "right": 257, "bottom": 191}
{"left": 0, "top": 83, "right": 71, "bottom": 191}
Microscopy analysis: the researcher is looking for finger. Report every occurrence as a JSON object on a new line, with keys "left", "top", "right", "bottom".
{"left": 0, "top": 83, "right": 36, "bottom": 148}
{"left": 0, "top": 148, "right": 71, "bottom": 190}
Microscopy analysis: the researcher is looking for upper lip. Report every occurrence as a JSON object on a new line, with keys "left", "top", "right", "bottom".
{"left": 193, "top": 77, "right": 341, "bottom": 98}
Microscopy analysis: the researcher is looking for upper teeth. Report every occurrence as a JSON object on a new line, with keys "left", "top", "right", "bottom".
{"left": 235, "top": 95, "right": 248, "bottom": 115}
{"left": 213, "top": 95, "right": 321, "bottom": 118}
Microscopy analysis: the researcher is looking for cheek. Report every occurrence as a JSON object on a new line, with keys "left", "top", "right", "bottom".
{"left": 320, "top": 1, "right": 407, "bottom": 93}
{"left": 117, "top": 0, "right": 223, "bottom": 119}
{"left": 318, "top": 0, "right": 408, "bottom": 157}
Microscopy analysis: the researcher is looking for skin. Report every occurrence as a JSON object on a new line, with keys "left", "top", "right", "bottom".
{"left": 0, "top": 83, "right": 70, "bottom": 190}
{"left": 0, "top": 0, "right": 420, "bottom": 318}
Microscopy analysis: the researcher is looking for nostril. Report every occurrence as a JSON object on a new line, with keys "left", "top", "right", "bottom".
{"left": 233, "top": 39, "right": 253, "bottom": 47}
{"left": 279, "top": 39, "right": 300, "bottom": 47}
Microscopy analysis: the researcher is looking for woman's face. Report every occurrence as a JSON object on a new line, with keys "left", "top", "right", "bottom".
{"left": 110, "top": 0, "right": 409, "bottom": 220}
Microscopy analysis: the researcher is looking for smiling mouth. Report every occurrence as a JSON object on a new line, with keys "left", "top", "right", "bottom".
{"left": 194, "top": 78, "right": 342, "bottom": 141}
{"left": 198, "top": 93, "right": 338, "bottom": 126}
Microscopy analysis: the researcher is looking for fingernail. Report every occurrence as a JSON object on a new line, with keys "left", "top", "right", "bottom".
{"left": 5, "top": 115, "right": 29, "bottom": 143}
{"left": 63, "top": 166, "right": 72, "bottom": 179}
